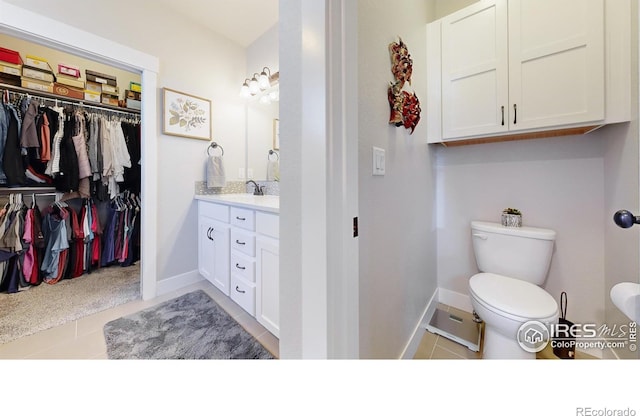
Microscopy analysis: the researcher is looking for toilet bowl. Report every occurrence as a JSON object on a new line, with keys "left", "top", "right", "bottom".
{"left": 468, "top": 221, "right": 558, "bottom": 359}
{"left": 469, "top": 272, "right": 558, "bottom": 359}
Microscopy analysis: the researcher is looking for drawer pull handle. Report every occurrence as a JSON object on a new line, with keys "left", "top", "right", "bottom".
{"left": 236, "top": 216, "right": 246, "bottom": 221}
{"left": 235, "top": 285, "right": 246, "bottom": 294}
{"left": 501, "top": 106, "right": 504, "bottom": 126}
{"left": 513, "top": 104, "right": 517, "bottom": 124}
{"left": 235, "top": 263, "right": 246, "bottom": 270}
{"left": 235, "top": 240, "right": 246, "bottom": 245}
{"left": 207, "top": 227, "right": 214, "bottom": 241}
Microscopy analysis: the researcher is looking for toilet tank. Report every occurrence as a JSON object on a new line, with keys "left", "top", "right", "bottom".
{"left": 471, "top": 221, "right": 556, "bottom": 285}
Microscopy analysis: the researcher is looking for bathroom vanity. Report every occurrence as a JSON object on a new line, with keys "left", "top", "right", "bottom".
{"left": 195, "top": 194, "right": 280, "bottom": 337}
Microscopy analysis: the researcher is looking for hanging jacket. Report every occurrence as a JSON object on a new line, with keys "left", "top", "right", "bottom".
{"left": 3, "top": 103, "right": 26, "bottom": 187}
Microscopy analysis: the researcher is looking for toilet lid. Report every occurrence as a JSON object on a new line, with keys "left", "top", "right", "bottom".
{"left": 469, "top": 273, "right": 558, "bottom": 319}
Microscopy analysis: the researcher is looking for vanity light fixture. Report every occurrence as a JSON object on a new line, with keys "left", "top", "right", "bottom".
{"left": 241, "top": 67, "right": 279, "bottom": 102}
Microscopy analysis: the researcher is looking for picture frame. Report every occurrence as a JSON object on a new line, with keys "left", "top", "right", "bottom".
{"left": 162, "top": 87, "right": 211, "bottom": 140}
{"left": 273, "top": 118, "right": 280, "bottom": 150}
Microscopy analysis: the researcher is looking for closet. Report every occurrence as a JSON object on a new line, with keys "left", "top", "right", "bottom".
{"left": 0, "top": 85, "right": 142, "bottom": 295}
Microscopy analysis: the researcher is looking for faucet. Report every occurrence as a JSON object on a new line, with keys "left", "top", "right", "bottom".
{"left": 246, "top": 180, "right": 264, "bottom": 196}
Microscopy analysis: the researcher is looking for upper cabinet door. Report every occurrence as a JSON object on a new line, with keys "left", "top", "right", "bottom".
{"left": 441, "top": 0, "right": 509, "bottom": 139}
{"left": 508, "top": 0, "right": 605, "bottom": 131}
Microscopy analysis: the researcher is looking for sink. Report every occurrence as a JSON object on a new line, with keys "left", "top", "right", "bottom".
{"left": 610, "top": 282, "right": 640, "bottom": 323}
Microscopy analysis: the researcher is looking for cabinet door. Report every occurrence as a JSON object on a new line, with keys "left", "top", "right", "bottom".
{"left": 256, "top": 236, "right": 279, "bottom": 337}
{"left": 441, "top": 0, "right": 508, "bottom": 139}
{"left": 508, "top": 0, "right": 604, "bottom": 130}
{"left": 198, "top": 216, "right": 230, "bottom": 295}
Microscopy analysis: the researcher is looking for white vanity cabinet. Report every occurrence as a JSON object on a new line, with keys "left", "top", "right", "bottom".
{"left": 427, "top": 0, "right": 630, "bottom": 145}
{"left": 196, "top": 195, "right": 280, "bottom": 338}
{"left": 255, "top": 212, "right": 280, "bottom": 337}
{"left": 198, "top": 201, "right": 230, "bottom": 295}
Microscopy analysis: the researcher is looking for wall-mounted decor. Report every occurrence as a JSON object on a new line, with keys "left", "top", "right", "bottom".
{"left": 162, "top": 87, "right": 211, "bottom": 140}
{"left": 387, "top": 37, "right": 421, "bottom": 134}
{"left": 273, "top": 118, "right": 280, "bottom": 150}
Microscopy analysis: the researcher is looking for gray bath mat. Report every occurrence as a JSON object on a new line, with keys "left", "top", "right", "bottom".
{"left": 103, "top": 289, "right": 274, "bottom": 359}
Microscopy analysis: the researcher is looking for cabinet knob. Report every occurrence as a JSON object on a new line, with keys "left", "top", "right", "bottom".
{"left": 235, "top": 285, "right": 246, "bottom": 294}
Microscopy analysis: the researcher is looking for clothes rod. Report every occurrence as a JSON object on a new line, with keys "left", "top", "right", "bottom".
{"left": 1, "top": 83, "right": 141, "bottom": 116}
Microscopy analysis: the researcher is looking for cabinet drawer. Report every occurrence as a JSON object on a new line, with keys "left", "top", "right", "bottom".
{"left": 199, "top": 201, "right": 230, "bottom": 223}
{"left": 230, "top": 275, "right": 255, "bottom": 316}
{"left": 231, "top": 228, "right": 255, "bottom": 256}
{"left": 256, "top": 212, "right": 279, "bottom": 239}
{"left": 231, "top": 207, "right": 255, "bottom": 231}
{"left": 231, "top": 251, "right": 256, "bottom": 283}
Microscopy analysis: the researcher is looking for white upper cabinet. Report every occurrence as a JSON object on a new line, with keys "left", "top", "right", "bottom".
{"left": 441, "top": 0, "right": 509, "bottom": 139}
{"left": 428, "top": 0, "right": 629, "bottom": 145}
{"left": 508, "top": 0, "right": 604, "bottom": 131}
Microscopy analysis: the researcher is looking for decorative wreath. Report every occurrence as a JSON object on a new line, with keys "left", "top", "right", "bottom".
{"left": 387, "top": 37, "right": 421, "bottom": 134}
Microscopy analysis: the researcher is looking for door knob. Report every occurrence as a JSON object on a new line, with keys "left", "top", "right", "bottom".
{"left": 613, "top": 210, "right": 640, "bottom": 229}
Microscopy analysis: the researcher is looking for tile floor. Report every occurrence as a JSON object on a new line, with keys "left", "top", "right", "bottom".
{"left": 0, "top": 279, "right": 279, "bottom": 359}
{"left": 413, "top": 304, "right": 597, "bottom": 359}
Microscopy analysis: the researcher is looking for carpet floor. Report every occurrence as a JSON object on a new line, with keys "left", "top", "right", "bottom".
{"left": 103, "top": 289, "right": 274, "bottom": 359}
{"left": 0, "top": 263, "right": 140, "bottom": 344}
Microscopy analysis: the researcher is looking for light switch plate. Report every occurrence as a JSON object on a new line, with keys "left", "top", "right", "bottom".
{"left": 372, "top": 146, "right": 385, "bottom": 176}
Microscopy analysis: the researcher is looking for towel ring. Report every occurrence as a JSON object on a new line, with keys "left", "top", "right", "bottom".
{"left": 207, "top": 142, "right": 224, "bottom": 156}
{"left": 268, "top": 149, "right": 279, "bottom": 161}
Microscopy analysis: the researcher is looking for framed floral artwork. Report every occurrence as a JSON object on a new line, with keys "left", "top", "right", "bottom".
{"left": 162, "top": 87, "right": 212, "bottom": 140}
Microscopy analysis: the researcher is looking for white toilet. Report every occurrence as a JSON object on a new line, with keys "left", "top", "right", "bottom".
{"left": 468, "top": 221, "right": 559, "bottom": 359}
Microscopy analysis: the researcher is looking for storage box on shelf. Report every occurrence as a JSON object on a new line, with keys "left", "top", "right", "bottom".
{"left": 53, "top": 83, "right": 84, "bottom": 99}
{"left": 85, "top": 69, "right": 117, "bottom": 87}
{"left": 0, "top": 46, "right": 22, "bottom": 66}
{"left": 20, "top": 77, "right": 53, "bottom": 93}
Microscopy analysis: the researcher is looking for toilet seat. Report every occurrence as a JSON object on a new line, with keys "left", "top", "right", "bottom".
{"left": 469, "top": 273, "right": 558, "bottom": 321}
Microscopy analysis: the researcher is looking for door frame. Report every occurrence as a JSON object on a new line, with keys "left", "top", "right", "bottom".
{"left": 0, "top": 0, "right": 159, "bottom": 300}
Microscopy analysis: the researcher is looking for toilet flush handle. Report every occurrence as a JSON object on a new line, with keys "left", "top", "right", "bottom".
{"left": 472, "top": 233, "right": 488, "bottom": 240}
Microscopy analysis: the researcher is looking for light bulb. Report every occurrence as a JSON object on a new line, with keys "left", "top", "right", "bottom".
{"left": 259, "top": 95, "right": 270, "bottom": 104}
{"left": 240, "top": 82, "right": 250, "bottom": 98}
{"left": 268, "top": 90, "right": 279, "bottom": 101}
{"left": 249, "top": 77, "right": 259, "bottom": 95}
{"left": 258, "top": 72, "right": 270, "bottom": 90}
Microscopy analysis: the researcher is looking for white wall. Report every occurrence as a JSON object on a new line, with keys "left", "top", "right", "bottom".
{"left": 357, "top": 0, "right": 438, "bottom": 358}
{"left": 246, "top": 24, "right": 279, "bottom": 181}
{"left": 5, "top": 0, "right": 248, "bottom": 283}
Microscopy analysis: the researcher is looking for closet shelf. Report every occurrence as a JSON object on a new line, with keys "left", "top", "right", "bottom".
{"left": 0, "top": 83, "right": 141, "bottom": 115}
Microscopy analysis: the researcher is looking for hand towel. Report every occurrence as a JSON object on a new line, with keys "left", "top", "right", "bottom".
{"left": 266, "top": 160, "right": 280, "bottom": 182}
{"left": 206, "top": 155, "right": 226, "bottom": 188}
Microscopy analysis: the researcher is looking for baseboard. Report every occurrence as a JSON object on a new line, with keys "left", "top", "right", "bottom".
{"left": 437, "top": 288, "right": 473, "bottom": 313}
{"left": 156, "top": 269, "right": 204, "bottom": 296}
{"left": 400, "top": 288, "right": 439, "bottom": 359}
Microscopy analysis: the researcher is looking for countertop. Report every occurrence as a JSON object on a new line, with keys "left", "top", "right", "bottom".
{"left": 195, "top": 193, "right": 279, "bottom": 214}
